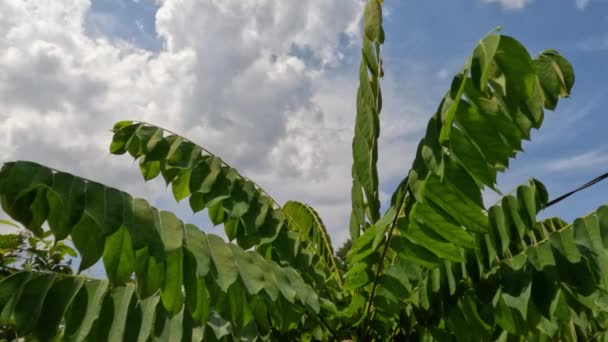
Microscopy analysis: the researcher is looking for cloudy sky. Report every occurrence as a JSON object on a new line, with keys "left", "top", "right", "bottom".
{"left": 1, "top": 0, "right": 608, "bottom": 247}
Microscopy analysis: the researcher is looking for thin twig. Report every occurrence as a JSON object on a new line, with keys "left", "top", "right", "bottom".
{"left": 543, "top": 171, "right": 608, "bottom": 209}
{"left": 318, "top": 314, "right": 339, "bottom": 341}
{"left": 360, "top": 193, "right": 407, "bottom": 339}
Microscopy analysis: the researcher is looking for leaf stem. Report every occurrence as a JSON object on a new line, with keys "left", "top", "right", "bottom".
{"left": 317, "top": 314, "right": 339, "bottom": 341}
{"left": 360, "top": 193, "right": 407, "bottom": 339}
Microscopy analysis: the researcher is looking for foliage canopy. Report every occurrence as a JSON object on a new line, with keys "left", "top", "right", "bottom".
{"left": 2, "top": 1, "right": 607, "bottom": 341}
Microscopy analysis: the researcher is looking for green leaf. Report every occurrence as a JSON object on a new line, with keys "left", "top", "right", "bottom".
{"left": 344, "top": 262, "right": 373, "bottom": 290}
{"left": 502, "top": 281, "right": 532, "bottom": 320}
{"left": 424, "top": 175, "right": 488, "bottom": 233}
{"left": 414, "top": 202, "right": 475, "bottom": 249}
{"left": 224, "top": 217, "right": 240, "bottom": 241}
{"left": 526, "top": 240, "right": 556, "bottom": 271}
{"left": 208, "top": 201, "right": 225, "bottom": 225}
{"left": 471, "top": 34, "right": 500, "bottom": 92}
{"left": 137, "top": 295, "right": 160, "bottom": 342}
{"left": 0, "top": 272, "right": 32, "bottom": 323}
{"left": 167, "top": 140, "right": 202, "bottom": 169}
{"left": 156, "top": 210, "right": 183, "bottom": 251}
{"left": 72, "top": 214, "right": 105, "bottom": 272}
{"left": 363, "top": 38, "right": 379, "bottom": 75}
{"left": 130, "top": 198, "right": 164, "bottom": 257}
{"left": 13, "top": 274, "right": 56, "bottom": 335}
{"left": 489, "top": 205, "right": 510, "bottom": 254}
{"left": 450, "top": 127, "right": 496, "bottom": 187}
{"left": 550, "top": 225, "right": 581, "bottom": 263}
{"left": 161, "top": 248, "right": 184, "bottom": 315}
{"left": 443, "top": 155, "right": 483, "bottom": 207}
{"left": 156, "top": 307, "right": 184, "bottom": 342}
{"left": 283, "top": 201, "right": 341, "bottom": 284}
{"left": 139, "top": 158, "right": 161, "bottom": 181}
{"left": 107, "top": 285, "right": 135, "bottom": 341}
{"left": 404, "top": 221, "right": 465, "bottom": 262}
{"left": 0, "top": 161, "right": 52, "bottom": 204}
{"left": 391, "top": 236, "right": 442, "bottom": 269}
{"left": 454, "top": 101, "right": 511, "bottom": 169}
{"left": 0, "top": 233, "right": 21, "bottom": 249}
{"left": 517, "top": 184, "right": 537, "bottom": 226}
{"left": 535, "top": 50, "right": 574, "bottom": 110}
{"left": 46, "top": 172, "right": 86, "bottom": 240}
{"left": 183, "top": 224, "right": 211, "bottom": 278}
{"left": 598, "top": 205, "right": 608, "bottom": 249}
{"left": 135, "top": 247, "right": 165, "bottom": 298}
{"left": 183, "top": 251, "right": 211, "bottom": 324}
{"left": 64, "top": 279, "right": 109, "bottom": 342}
{"left": 171, "top": 169, "right": 192, "bottom": 202}
{"left": 204, "top": 167, "right": 237, "bottom": 208}
{"left": 34, "top": 276, "right": 84, "bottom": 340}
{"left": 191, "top": 156, "right": 222, "bottom": 194}
{"left": 216, "top": 284, "right": 254, "bottom": 329}
{"left": 230, "top": 245, "right": 265, "bottom": 295}
{"left": 502, "top": 195, "right": 527, "bottom": 241}
{"left": 207, "top": 234, "right": 238, "bottom": 292}
{"left": 85, "top": 182, "right": 125, "bottom": 236}
{"left": 550, "top": 288, "right": 571, "bottom": 320}
{"left": 103, "top": 225, "right": 136, "bottom": 285}
{"left": 110, "top": 123, "right": 140, "bottom": 154}
{"left": 350, "top": 179, "right": 365, "bottom": 239}
{"left": 363, "top": 0, "right": 383, "bottom": 43}
{"left": 439, "top": 73, "right": 468, "bottom": 145}
{"left": 495, "top": 35, "right": 544, "bottom": 127}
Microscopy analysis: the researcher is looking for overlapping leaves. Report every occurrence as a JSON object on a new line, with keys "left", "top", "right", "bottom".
{"left": 0, "top": 8, "right": 602, "bottom": 339}
{"left": 350, "top": 0, "right": 385, "bottom": 239}
{"left": 344, "top": 32, "right": 576, "bottom": 339}
{"left": 0, "top": 161, "right": 320, "bottom": 340}
{"left": 110, "top": 122, "right": 281, "bottom": 249}
{"left": 109, "top": 122, "right": 338, "bottom": 292}
{"left": 388, "top": 183, "right": 608, "bottom": 340}
{"left": 283, "top": 201, "right": 342, "bottom": 286}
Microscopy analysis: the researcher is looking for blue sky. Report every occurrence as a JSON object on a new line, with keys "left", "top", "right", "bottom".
{"left": 1, "top": 0, "right": 607, "bottom": 249}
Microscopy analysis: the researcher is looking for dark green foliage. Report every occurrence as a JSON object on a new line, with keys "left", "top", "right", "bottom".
{"left": 0, "top": 162, "right": 320, "bottom": 340}
{"left": 1, "top": 1, "right": 606, "bottom": 340}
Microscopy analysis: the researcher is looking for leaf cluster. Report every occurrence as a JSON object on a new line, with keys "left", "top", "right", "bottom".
{"left": 0, "top": 1, "right": 606, "bottom": 341}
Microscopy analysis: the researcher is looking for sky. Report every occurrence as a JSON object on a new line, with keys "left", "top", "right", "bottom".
{"left": 1, "top": 0, "right": 608, "bottom": 249}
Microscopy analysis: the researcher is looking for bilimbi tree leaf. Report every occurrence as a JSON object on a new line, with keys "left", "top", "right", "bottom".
{"left": 1, "top": 1, "right": 607, "bottom": 340}
{"left": 108, "top": 121, "right": 338, "bottom": 294}
{"left": 341, "top": 10, "right": 603, "bottom": 338}
{"left": 0, "top": 161, "right": 321, "bottom": 340}
{"left": 350, "top": 0, "right": 385, "bottom": 240}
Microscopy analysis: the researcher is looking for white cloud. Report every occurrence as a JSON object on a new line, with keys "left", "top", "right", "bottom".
{"left": 0, "top": 0, "right": 377, "bottom": 245}
{"left": 483, "top": 0, "right": 595, "bottom": 10}
{"left": 436, "top": 68, "right": 449, "bottom": 81}
{"left": 482, "top": 0, "right": 534, "bottom": 10}
{"left": 576, "top": 0, "right": 591, "bottom": 10}
{"left": 0, "top": 0, "right": 439, "bottom": 247}
{"left": 544, "top": 150, "right": 608, "bottom": 172}
{"left": 577, "top": 33, "right": 608, "bottom": 51}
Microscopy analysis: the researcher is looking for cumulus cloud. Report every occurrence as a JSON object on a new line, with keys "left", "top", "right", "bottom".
{"left": 544, "top": 150, "right": 608, "bottom": 172}
{"left": 577, "top": 33, "right": 608, "bottom": 52}
{"left": 483, "top": 0, "right": 593, "bottom": 10}
{"left": 0, "top": 0, "right": 372, "bottom": 243}
{"left": 482, "top": 0, "right": 534, "bottom": 10}
{"left": 0, "top": 0, "right": 437, "bottom": 246}
{"left": 576, "top": 0, "right": 591, "bottom": 10}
